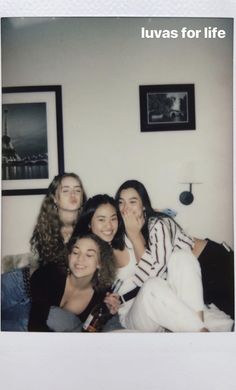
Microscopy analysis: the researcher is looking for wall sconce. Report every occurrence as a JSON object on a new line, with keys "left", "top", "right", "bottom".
{"left": 179, "top": 183, "right": 200, "bottom": 205}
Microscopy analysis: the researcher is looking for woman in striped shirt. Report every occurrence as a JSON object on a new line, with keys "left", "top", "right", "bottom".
{"left": 75, "top": 192, "right": 231, "bottom": 331}
{"left": 114, "top": 180, "right": 233, "bottom": 332}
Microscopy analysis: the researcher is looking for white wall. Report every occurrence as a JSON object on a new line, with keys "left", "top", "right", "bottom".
{"left": 1, "top": 17, "right": 234, "bottom": 256}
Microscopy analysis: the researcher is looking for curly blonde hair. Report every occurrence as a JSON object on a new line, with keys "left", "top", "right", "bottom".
{"left": 30, "top": 173, "right": 86, "bottom": 266}
{"left": 68, "top": 233, "right": 117, "bottom": 291}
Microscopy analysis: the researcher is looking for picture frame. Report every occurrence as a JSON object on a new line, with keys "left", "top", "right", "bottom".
{"left": 139, "top": 84, "right": 196, "bottom": 132}
{"left": 2, "top": 85, "right": 64, "bottom": 195}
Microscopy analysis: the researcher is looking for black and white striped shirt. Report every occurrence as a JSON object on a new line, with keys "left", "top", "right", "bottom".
{"left": 133, "top": 217, "right": 195, "bottom": 286}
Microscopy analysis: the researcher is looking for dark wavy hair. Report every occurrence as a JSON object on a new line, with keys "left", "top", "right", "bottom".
{"left": 73, "top": 194, "right": 125, "bottom": 250}
{"left": 67, "top": 233, "right": 117, "bottom": 291}
{"left": 30, "top": 172, "right": 87, "bottom": 266}
{"left": 115, "top": 180, "right": 169, "bottom": 247}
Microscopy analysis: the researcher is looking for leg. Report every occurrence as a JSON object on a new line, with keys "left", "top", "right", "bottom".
{"left": 167, "top": 250, "right": 204, "bottom": 313}
{"left": 102, "top": 314, "right": 124, "bottom": 332}
{"left": 1, "top": 267, "right": 31, "bottom": 331}
{"left": 198, "top": 240, "right": 234, "bottom": 319}
{"left": 46, "top": 306, "right": 83, "bottom": 332}
{"left": 124, "top": 277, "right": 205, "bottom": 332}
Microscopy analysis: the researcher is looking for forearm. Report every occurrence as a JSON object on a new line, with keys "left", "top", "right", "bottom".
{"left": 127, "top": 232, "right": 146, "bottom": 263}
{"left": 192, "top": 238, "right": 207, "bottom": 258}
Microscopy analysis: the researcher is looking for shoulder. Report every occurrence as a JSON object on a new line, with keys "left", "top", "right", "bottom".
{"left": 148, "top": 216, "right": 172, "bottom": 230}
{"left": 31, "top": 263, "right": 66, "bottom": 286}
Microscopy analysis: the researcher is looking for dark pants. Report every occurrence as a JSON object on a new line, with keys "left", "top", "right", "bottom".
{"left": 198, "top": 239, "right": 234, "bottom": 319}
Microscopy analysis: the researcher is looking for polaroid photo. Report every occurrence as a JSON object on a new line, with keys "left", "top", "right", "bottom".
{"left": 0, "top": 2, "right": 235, "bottom": 390}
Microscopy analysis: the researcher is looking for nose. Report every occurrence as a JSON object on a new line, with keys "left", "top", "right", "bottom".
{"left": 70, "top": 189, "right": 77, "bottom": 198}
{"left": 105, "top": 220, "right": 113, "bottom": 229}
{"left": 121, "top": 203, "right": 129, "bottom": 214}
{"left": 76, "top": 253, "right": 85, "bottom": 264}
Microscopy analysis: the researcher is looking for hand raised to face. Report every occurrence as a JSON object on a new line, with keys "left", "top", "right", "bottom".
{"left": 118, "top": 188, "right": 145, "bottom": 237}
{"left": 122, "top": 208, "right": 144, "bottom": 237}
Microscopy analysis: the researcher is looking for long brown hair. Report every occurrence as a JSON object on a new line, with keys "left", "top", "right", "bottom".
{"left": 30, "top": 173, "right": 86, "bottom": 266}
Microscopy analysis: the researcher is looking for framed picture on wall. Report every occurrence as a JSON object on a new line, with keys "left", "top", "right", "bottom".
{"left": 2, "top": 85, "right": 64, "bottom": 196}
{"left": 139, "top": 84, "right": 196, "bottom": 132}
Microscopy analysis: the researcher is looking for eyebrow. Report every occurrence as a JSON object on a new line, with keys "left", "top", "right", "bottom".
{"left": 73, "top": 246, "right": 97, "bottom": 253}
{"left": 87, "top": 249, "right": 97, "bottom": 253}
{"left": 119, "top": 196, "right": 138, "bottom": 201}
{"left": 61, "top": 185, "right": 82, "bottom": 189}
{"left": 95, "top": 213, "right": 117, "bottom": 218}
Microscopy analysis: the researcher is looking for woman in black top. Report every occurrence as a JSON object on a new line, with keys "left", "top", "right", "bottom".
{"left": 1, "top": 172, "right": 87, "bottom": 331}
{"left": 28, "top": 233, "right": 119, "bottom": 332}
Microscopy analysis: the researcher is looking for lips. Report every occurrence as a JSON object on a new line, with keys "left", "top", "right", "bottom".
{"left": 74, "top": 264, "right": 86, "bottom": 270}
{"left": 103, "top": 231, "right": 113, "bottom": 235}
{"left": 70, "top": 200, "right": 79, "bottom": 205}
{"left": 101, "top": 231, "right": 115, "bottom": 239}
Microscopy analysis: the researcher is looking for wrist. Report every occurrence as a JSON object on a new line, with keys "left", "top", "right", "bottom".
{"left": 127, "top": 231, "right": 142, "bottom": 241}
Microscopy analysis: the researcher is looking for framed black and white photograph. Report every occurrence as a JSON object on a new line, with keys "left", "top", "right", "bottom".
{"left": 2, "top": 85, "right": 64, "bottom": 195}
{"left": 139, "top": 84, "right": 196, "bottom": 132}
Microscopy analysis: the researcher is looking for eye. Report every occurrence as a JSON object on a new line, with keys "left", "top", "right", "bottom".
{"left": 86, "top": 253, "right": 95, "bottom": 258}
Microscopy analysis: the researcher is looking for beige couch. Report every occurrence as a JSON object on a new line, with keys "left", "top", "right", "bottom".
{"left": 1, "top": 252, "right": 39, "bottom": 274}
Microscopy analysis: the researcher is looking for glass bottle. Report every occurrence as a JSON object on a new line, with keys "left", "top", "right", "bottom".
{"left": 82, "top": 279, "right": 123, "bottom": 332}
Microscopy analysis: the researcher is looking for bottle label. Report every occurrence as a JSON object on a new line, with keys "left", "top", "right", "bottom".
{"left": 83, "top": 314, "right": 94, "bottom": 331}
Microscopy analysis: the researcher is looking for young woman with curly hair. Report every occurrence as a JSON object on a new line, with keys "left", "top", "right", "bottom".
{"left": 28, "top": 234, "right": 119, "bottom": 332}
{"left": 1, "top": 172, "right": 86, "bottom": 331}
{"left": 30, "top": 172, "right": 87, "bottom": 266}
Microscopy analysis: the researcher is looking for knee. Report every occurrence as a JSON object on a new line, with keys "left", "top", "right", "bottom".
{"left": 139, "top": 278, "right": 167, "bottom": 298}
{"left": 168, "top": 250, "right": 201, "bottom": 274}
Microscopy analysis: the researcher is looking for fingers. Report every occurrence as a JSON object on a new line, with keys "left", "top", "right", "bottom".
{"left": 104, "top": 293, "right": 120, "bottom": 314}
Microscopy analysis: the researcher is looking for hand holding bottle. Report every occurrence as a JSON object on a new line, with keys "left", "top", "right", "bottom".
{"left": 104, "top": 292, "right": 120, "bottom": 314}
{"left": 82, "top": 279, "right": 123, "bottom": 332}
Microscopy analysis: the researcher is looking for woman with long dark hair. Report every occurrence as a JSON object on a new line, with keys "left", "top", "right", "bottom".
{"left": 73, "top": 193, "right": 231, "bottom": 332}
{"left": 113, "top": 179, "right": 233, "bottom": 331}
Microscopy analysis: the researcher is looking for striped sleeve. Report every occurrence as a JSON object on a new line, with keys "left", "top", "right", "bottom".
{"left": 133, "top": 218, "right": 173, "bottom": 286}
{"left": 170, "top": 219, "right": 195, "bottom": 251}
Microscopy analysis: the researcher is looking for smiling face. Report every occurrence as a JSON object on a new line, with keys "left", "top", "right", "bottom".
{"left": 54, "top": 176, "right": 83, "bottom": 212}
{"left": 68, "top": 237, "right": 100, "bottom": 279}
{"left": 118, "top": 188, "right": 144, "bottom": 219}
{"left": 90, "top": 203, "right": 118, "bottom": 243}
